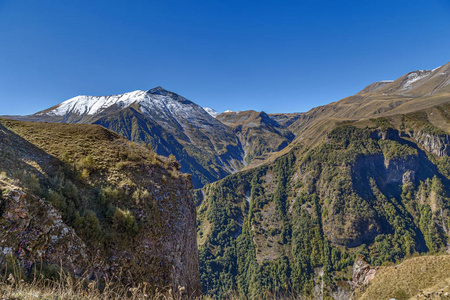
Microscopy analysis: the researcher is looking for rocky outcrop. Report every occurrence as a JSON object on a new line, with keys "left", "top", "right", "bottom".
{"left": 371, "top": 128, "right": 399, "bottom": 141}
{"left": 409, "top": 131, "right": 450, "bottom": 157}
{"left": 384, "top": 155, "right": 419, "bottom": 185}
{"left": 352, "top": 257, "right": 377, "bottom": 290}
{"left": 0, "top": 188, "right": 90, "bottom": 275}
{"left": 0, "top": 180, "right": 201, "bottom": 297}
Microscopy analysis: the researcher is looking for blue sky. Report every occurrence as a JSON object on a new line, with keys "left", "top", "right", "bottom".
{"left": 1, "top": 0, "right": 449, "bottom": 115}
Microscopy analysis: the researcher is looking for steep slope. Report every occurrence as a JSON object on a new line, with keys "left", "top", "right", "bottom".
{"left": 216, "top": 110, "right": 296, "bottom": 168}
{"left": 8, "top": 87, "right": 244, "bottom": 188}
{"left": 195, "top": 91, "right": 450, "bottom": 297}
{"left": 0, "top": 118, "right": 201, "bottom": 296}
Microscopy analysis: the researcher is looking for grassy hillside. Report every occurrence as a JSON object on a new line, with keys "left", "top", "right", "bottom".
{"left": 357, "top": 255, "right": 450, "bottom": 300}
{"left": 0, "top": 118, "right": 201, "bottom": 296}
{"left": 288, "top": 63, "right": 450, "bottom": 148}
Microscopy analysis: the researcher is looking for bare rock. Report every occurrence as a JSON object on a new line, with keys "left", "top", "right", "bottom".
{"left": 352, "top": 257, "right": 377, "bottom": 290}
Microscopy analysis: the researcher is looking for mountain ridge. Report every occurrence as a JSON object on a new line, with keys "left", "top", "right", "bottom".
{"left": 5, "top": 87, "right": 300, "bottom": 187}
{"left": 7, "top": 87, "right": 247, "bottom": 187}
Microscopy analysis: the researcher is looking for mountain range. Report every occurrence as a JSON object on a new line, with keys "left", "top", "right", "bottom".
{"left": 1, "top": 62, "right": 450, "bottom": 299}
{"left": 194, "top": 62, "right": 450, "bottom": 298}
{"left": 8, "top": 87, "right": 301, "bottom": 188}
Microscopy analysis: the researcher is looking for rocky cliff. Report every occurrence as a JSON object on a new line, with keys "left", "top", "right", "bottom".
{"left": 351, "top": 257, "right": 377, "bottom": 291}
{"left": 0, "top": 118, "right": 201, "bottom": 296}
{"left": 0, "top": 187, "right": 90, "bottom": 275}
{"left": 409, "top": 130, "right": 450, "bottom": 157}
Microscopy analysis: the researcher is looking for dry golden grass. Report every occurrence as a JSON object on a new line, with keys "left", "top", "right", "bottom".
{"left": 0, "top": 118, "right": 157, "bottom": 171}
{"left": 0, "top": 262, "right": 198, "bottom": 300}
{"left": 357, "top": 254, "right": 450, "bottom": 300}
{"left": 0, "top": 280, "right": 192, "bottom": 300}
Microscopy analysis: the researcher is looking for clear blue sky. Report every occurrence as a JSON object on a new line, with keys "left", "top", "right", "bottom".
{"left": 1, "top": 0, "right": 449, "bottom": 115}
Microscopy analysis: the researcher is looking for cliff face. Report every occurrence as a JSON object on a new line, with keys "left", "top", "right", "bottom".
{"left": 409, "top": 130, "right": 450, "bottom": 157}
{"left": 352, "top": 257, "right": 377, "bottom": 290}
{"left": 0, "top": 119, "right": 201, "bottom": 296}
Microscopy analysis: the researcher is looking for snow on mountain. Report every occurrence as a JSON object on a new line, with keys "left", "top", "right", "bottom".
{"left": 37, "top": 87, "right": 239, "bottom": 157}
{"left": 432, "top": 65, "right": 443, "bottom": 72}
{"left": 402, "top": 70, "right": 432, "bottom": 90}
{"left": 45, "top": 90, "right": 147, "bottom": 116}
{"left": 42, "top": 87, "right": 218, "bottom": 128}
{"left": 203, "top": 107, "right": 219, "bottom": 118}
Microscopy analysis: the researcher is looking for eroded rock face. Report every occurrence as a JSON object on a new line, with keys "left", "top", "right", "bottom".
{"left": 0, "top": 189, "right": 90, "bottom": 275}
{"left": 129, "top": 177, "right": 201, "bottom": 295}
{"left": 352, "top": 257, "right": 377, "bottom": 290}
{"left": 409, "top": 131, "right": 450, "bottom": 157}
{"left": 0, "top": 182, "right": 201, "bottom": 297}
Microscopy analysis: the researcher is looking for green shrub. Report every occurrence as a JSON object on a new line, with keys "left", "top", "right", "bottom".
{"left": 83, "top": 209, "right": 102, "bottom": 239}
{"left": 48, "top": 189, "right": 67, "bottom": 212}
{"left": 112, "top": 207, "right": 139, "bottom": 235}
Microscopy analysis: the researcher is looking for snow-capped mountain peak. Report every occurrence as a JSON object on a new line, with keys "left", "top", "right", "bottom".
{"left": 37, "top": 87, "right": 228, "bottom": 138}
{"left": 203, "top": 107, "right": 219, "bottom": 118}
{"left": 45, "top": 90, "right": 147, "bottom": 116}
{"left": 42, "top": 87, "right": 201, "bottom": 119}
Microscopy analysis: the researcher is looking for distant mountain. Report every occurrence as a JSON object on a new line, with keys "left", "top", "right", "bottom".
{"left": 267, "top": 112, "right": 303, "bottom": 127}
{"left": 356, "top": 64, "right": 450, "bottom": 97}
{"left": 288, "top": 62, "right": 450, "bottom": 145}
{"left": 9, "top": 87, "right": 246, "bottom": 187}
{"left": 217, "top": 110, "right": 298, "bottom": 167}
